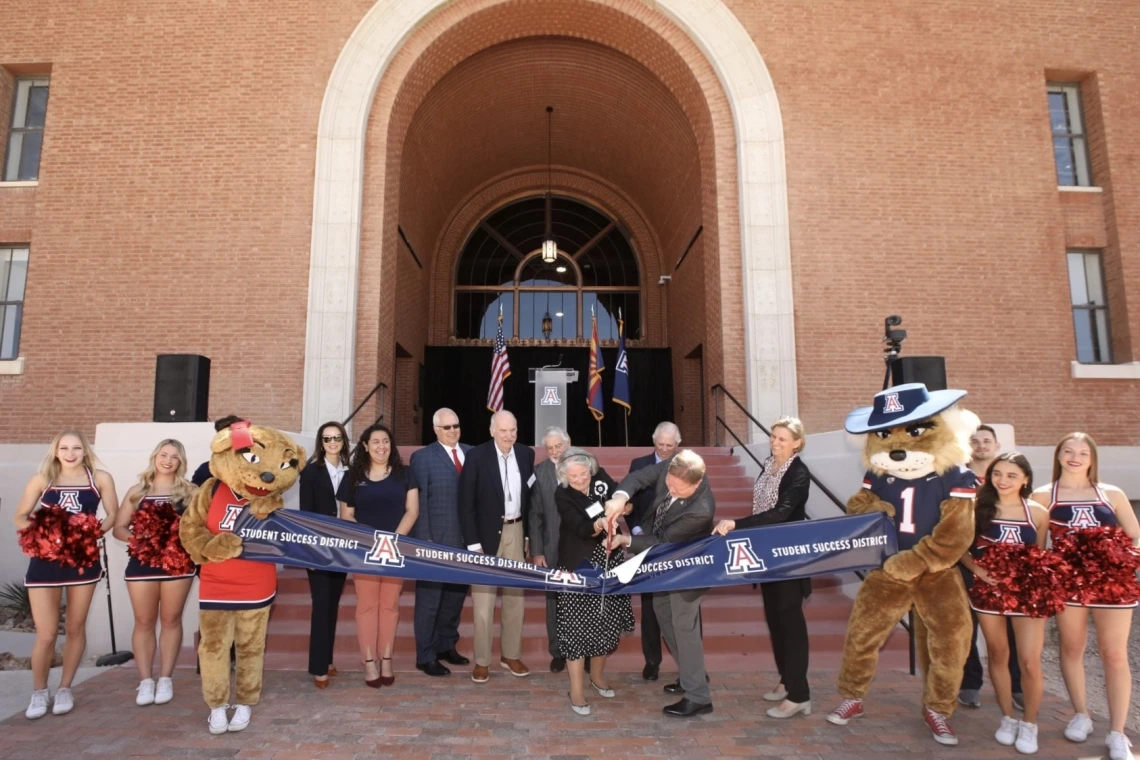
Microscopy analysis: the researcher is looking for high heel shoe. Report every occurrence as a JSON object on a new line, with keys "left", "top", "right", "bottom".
{"left": 314, "top": 676, "right": 329, "bottom": 689}
{"left": 379, "top": 657, "right": 395, "bottom": 687}
{"left": 763, "top": 684, "right": 788, "bottom": 702}
{"left": 767, "top": 700, "right": 811, "bottom": 719}
{"left": 364, "top": 659, "right": 382, "bottom": 688}
{"left": 326, "top": 666, "right": 339, "bottom": 677}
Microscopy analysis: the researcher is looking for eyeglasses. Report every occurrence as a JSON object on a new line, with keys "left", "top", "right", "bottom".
{"left": 321, "top": 435, "right": 343, "bottom": 443}
{"left": 436, "top": 424, "right": 460, "bottom": 431}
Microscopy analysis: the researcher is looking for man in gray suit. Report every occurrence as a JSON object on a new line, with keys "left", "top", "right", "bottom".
{"left": 528, "top": 426, "right": 571, "bottom": 673}
{"left": 607, "top": 449, "right": 716, "bottom": 717}
{"left": 409, "top": 408, "right": 472, "bottom": 677}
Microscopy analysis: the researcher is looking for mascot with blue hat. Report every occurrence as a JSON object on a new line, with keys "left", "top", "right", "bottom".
{"left": 826, "top": 383, "right": 979, "bottom": 745}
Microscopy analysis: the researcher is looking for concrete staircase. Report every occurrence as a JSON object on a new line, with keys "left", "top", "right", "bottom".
{"left": 197, "top": 447, "right": 911, "bottom": 672}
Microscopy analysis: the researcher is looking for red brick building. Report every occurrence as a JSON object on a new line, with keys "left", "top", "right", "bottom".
{"left": 1, "top": 0, "right": 1138, "bottom": 446}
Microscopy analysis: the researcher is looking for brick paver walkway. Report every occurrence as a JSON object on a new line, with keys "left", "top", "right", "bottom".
{"left": 0, "top": 666, "right": 1112, "bottom": 758}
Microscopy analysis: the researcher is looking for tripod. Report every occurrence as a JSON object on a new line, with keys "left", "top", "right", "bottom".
{"left": 95, "top": 540, "right": 134, "bottom": 667}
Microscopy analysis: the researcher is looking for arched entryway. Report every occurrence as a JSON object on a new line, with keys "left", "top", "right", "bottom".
{"left": 302, "top": 0, "right": 796, "bottom": 444}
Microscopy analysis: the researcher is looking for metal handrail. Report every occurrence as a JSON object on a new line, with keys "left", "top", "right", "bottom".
{"left": 710, "top": 383, "right": 915, "bottom": 674}
{"left": 343, "top": 381, "right": 388, "bottom": 428}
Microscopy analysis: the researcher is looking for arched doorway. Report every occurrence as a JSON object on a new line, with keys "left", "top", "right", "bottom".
{"left": 303, "top": 0, "right": 796, "bottom": 443}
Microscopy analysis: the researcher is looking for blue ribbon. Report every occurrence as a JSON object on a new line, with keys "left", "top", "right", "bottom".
{"left": 234, "top": 509, "right": 897, "bottom": 593}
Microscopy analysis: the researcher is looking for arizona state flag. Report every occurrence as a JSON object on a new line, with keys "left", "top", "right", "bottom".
{"left": 587, "top": 312, "right": 605, "bottom": 421}
{"left": 612, "top": 317, "right": 631, "bottom": 412}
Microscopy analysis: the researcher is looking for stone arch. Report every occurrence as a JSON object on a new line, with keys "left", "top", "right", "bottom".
{"left": 303, "top": 0, "right": 795, "bottom": 435}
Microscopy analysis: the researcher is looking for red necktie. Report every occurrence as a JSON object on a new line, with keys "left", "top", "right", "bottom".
{"left": 452, "top": 448, "right": 463, "bottom": 474}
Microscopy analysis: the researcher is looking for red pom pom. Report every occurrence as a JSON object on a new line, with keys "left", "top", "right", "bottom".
{"left": 18, "top": 506, "right": 70, "bottom": 562}
{"left": 129, "top": 504, "right": 194, "bottom": 576}
{"left": 971, "top": 543, "right": 1072, "bottom": 618}
{"left": 18, "top": 507, "right": 102, "bottom": 574}
{"left": 160, "top": 515, "right": 195, "bottom": 577}
{"left": 1053, "top": 527, "right": 1140, "bottom": 606}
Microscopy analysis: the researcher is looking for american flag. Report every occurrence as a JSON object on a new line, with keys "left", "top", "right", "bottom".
{"left": 486, "top": 308, "right": 511, "bottom": 412}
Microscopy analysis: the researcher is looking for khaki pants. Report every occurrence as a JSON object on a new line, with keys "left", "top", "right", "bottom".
{"left": 471, "top": 521, "right": 525, "bottom": 667}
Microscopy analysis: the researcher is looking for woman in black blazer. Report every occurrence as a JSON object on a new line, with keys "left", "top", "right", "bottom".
{"left": 298, "top": 420, "right": 350, "bottom": 688}
{"left": 713, "top": 417, "right": 812, "bottom": 719}
{"left": 553, "top": 448, "right": 634, "bottom": 716}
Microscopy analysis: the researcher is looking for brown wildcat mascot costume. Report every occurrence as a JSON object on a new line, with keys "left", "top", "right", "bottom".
{"left": 826, "top": 384, "right": 978, "bottom": 745}
{"left": 179, "top": 421, "right": 304, "bottom": 735}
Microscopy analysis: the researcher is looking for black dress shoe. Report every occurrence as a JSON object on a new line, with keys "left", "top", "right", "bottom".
{"left": 415, "top": 661, "right": 451, "bottom": 677}
{"left": 663, "top": 698, "right": 714, "bottom": 717}
{"left": 438, "top": 649, "right": 470, "bottom": 666}
{"left": 642, "top": 663, "right": 659, "bottom": 681}
{"left": 550, "top": 657, "right": 566, "bottom": 673}
{"left": 663, "top": 680, "right": 683, "bottom": 694}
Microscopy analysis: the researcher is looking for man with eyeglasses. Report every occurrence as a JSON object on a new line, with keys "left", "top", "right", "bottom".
{"left": 409, "top": 408, "right": 472, "bottom": 676}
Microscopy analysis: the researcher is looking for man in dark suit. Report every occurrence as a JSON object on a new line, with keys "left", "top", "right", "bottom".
{"left": 528, "top": 426, "right": 571, "bottom": 673}
{"left": 608, "top": 449, "right": 716, "bottom": 717}
{"left": 458, "top": 409, "right": 536, "bottom": 683}
{"left": 627, "top": 421, "right": 682, "bottom": 681}
{"left": 409, "top": 408, "right": 472, "bottom": 677}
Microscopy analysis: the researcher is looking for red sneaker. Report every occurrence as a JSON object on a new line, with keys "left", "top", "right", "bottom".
{"left": 923, "top": 706, "right": 959, "bottom": 746}
{"left": 826, "top": 698, "right": 865, "bottom": 725}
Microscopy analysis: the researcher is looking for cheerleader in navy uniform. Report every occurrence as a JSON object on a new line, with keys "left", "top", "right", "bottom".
{"left": 112, "top": 439, "right": 198, "bottom": 707}
{"left": 1030, "top": 432, "right": 1140, "bottom": 760}
{"left": 12, "top": 430, "right": 118, "bottom": 721}
{"left": 958, "top": 453, "right": 1050, "bottom": 754}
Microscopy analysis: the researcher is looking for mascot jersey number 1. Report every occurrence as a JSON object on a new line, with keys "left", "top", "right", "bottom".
{"left": 179, "top": 421, "right": 304, "bottom": 734}
{"left": 830, "top": 383, "right": 978, "bottom": 746}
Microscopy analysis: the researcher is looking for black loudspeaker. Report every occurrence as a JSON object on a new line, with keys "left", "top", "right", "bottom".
{"left": 891, "top": 356, "right": 947, "bottom": 391}
{"left": 153, "top": 354, "right": 210, "bottom": 422}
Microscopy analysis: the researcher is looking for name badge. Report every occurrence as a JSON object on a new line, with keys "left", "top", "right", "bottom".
{"left": 527, "top": 474, "right": 537, "bottom": 488}
{"left": 586, "top": 503, "right": 603, "bottom": 518}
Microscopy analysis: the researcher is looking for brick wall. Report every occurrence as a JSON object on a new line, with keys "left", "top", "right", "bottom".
{"left": 1, "top": 0, "right": 1138, "bottom": 446}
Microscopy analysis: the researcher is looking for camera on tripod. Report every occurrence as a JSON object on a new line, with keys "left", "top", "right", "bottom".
{"left": 883, "top": 315, "right": 907, "bottom": 361}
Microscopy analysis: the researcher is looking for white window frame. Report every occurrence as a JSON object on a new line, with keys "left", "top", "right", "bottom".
{"left": 4, "top": 77, "right": 50, "bottom": 182}
{"left": 1047, "top": 83, "right": 1092, "bottom": 188}
{"left": 1065, "top": 250, "right": 1112, "bottom": 365}
{"left": 0, "top": 245, "right": 29, "bottom": 362}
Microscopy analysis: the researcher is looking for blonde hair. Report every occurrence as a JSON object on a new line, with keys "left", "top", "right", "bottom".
{"left": 772, "top": 416, "right": 806, "bottom": 453}
{"left": 38, "top": 429, "right": 99, "bottom": 483}
{"left": 667, "top": 449, "right": 706, "bottom": 485}
{"left": 1052, "top": 432, "right": 1099, "bottom": 485}
{"left": 130, "top": 439, "right": 196, "bottom": 508}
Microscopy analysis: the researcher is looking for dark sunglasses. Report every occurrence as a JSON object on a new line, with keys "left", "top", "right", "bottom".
{"left": 436, "top": 424, "right": 460, "bottom": 431}
{"left": 321, "top": 435, "right": 344, "bottom": 443}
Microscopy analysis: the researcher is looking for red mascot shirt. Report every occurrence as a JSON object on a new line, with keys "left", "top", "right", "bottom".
{"left": 198, "top": 482, "right": 277, "bottom": 610}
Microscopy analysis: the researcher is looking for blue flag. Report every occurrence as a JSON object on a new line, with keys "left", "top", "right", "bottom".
{"left": 613, "top": 317, "right": 631, "bottom": 411}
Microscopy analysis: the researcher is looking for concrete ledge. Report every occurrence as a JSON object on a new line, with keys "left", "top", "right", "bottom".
{"left": 1071, "top": 360, "right": 1140, "bottom": 379}
{"left": 1058, "top": 185, "right": 1103, "bottom": 193}
{"left": 0, "top": 357, "right": 25, "bottom": 375}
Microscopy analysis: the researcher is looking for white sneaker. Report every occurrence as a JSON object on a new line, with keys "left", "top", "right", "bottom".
{"left": 136, "top": 678, "right": 155, "bottom": 706}
{"left": 1107, "top": 731, "right": 1134, "bottom": 760}
{"left": 154, "top": 677, "right": 174, "bottom": 705}
{"left": 228, "top": 704, "right": 251, "bottom": 732}
{"left": 1015, "top": 721, "right": 1038, "bottom": 755}
{"left": 25, "top": 689, "right": 49, "bottom": 720}
{"left": 1064, "top": 712, "right": 1093, "bottom": 742}
{"left": 208, "top": 706, "right": 230, "bottom": 735}
{"left": 995, "top": 714, "right": 1019, "bottom": 746}
{"left": 51, "top": 687, "right": 74, "bottom": 715}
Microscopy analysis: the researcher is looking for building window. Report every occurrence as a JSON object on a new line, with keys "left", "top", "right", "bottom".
{"left": 0, "top": 246, "right": 29, "bottom": 359}
{"left": 1066, "top": 250, "right": 1111, "bottom": 364}
{"left": 4, "top": 78, "right": 49, "bottom": 181}
{"left": 1047, "top": 83, "right": 1091, "bottom": 187}
{"left": 453, "top": 196, "right": 641, "bottom": 342}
